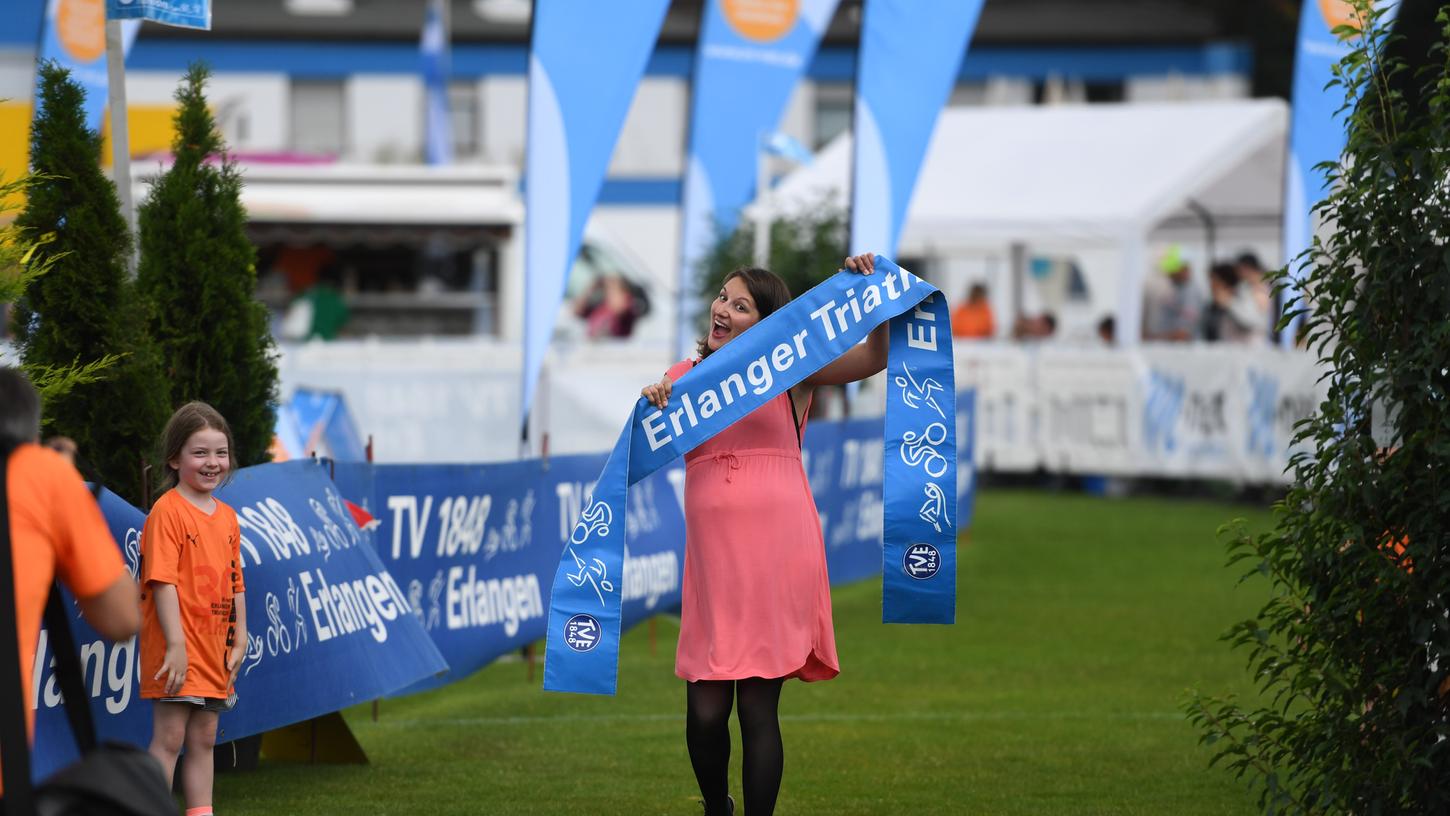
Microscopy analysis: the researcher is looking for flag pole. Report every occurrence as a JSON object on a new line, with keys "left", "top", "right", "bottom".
{"left": 105, "top": 19, "right": 136, "bottom": 275}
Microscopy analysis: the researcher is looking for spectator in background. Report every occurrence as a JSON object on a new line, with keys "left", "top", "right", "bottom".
{"left": 280, "top": 265, "right": 350, "bottom": 342}
{"left": 950, "top": 283, "right": 995, "bottom": 339}
{"left": 0, "top": 367, "right": 141, "bottom": 796}
{"left": 1097, "top": 315, "right": 1115, "bottom": 346}
{"left": 574, "top": 274, "right": 638, "bottom": 339}
{"left": 1204, "top": 262, "right": 1261, "bottom": 343}
{"left": 1012, "top": 312, "right": 1056, "bottom": 341}
{"left": 1234, "top": 252, "right": 1273, "bottom": 339}
{"left": 1142, "top": 245, "right": 1203, "bottom": 342}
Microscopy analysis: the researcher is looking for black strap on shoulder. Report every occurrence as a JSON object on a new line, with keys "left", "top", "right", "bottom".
{"left": 784, "top": 389, "right": 806, "bottom": 449}
{"left": 43, "top": 588, "right": 96, "bottom": 754}
{"left": 0, "top": 438, "right": 38, "bottom": 815}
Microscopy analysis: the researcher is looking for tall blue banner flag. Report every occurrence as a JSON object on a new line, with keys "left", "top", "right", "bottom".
{"left": 38, "top": 0, "right": 138, "bottom": 133}
{"left": 674, "top": 0, "right": 840, "bottom": 357}
{"left": 850, "top": 0, "right": 983, "bottom": 256}
{"left": 1281, "top": 0, "right": 1399, "bottom": 345}
{"left": 545, "top": 259, "right": 957, "bottom": 696}
{"left": 420, "top": 0, "right": 452, "bottom": 166}
{"left": 521, "top": 0, "right": 672, "bottom": 432}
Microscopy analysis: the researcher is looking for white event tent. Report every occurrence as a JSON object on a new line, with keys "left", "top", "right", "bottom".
{"left": 765, "top": 99, "right": 1288, "bottom": 343}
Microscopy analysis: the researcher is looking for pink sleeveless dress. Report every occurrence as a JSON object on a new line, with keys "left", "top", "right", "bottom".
{"left": 666, "top": 359, "right": 840, "bottom": 683}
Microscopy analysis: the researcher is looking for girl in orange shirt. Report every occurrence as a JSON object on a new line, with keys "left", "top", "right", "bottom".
{"left": 141, "top": 402, "right": 247, "bottom": 816}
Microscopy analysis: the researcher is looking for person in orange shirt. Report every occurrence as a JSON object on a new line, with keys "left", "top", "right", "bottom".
{"left": 0, "top": 367, "right": 140, "bottom": 796}
{"left": 951, "top": 283, "right": 995, "bottom": 339}
{"left": 141, "top": 402, "right": 247, "bottom": 816}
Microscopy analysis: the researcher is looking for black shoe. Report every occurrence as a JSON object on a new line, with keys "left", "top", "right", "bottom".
{"left": 699, "top": 794, "right": 735, "bottom": 816}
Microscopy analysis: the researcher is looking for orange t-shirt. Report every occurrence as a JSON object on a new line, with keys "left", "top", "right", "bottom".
{"left": 3, "top": 444, "right": 126, "bottom": 787}
{"left": 139, "top": 488, "right": 244, "bottom": 700}
{"left": 951, "top": 302, "right": 995, "bottom": 338}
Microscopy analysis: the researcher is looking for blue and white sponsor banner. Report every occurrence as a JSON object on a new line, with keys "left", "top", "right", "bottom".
{"left": 521, "top": 0, "right": 671, "bottom": 432}
{"left": 30, "top": 462, "right": 447, "bottom": 779}
{"left": 674, "top": 0, "right": 839, "bottom": 356}
{"left": 850, "top": 0, "right": 983, "bottom": 256}
{"left": 1281, "top": 0, "right": 1398, "bottom": 346}
{"left": 105, "top": 0, "right": 210, "bottom": 30}
{"left": 332, "top": 454, "right": 686, "bottom": 696}
{"left": 961, "top": 345, "right": 1323, "bottom": 482}
{"left": 37, "top": 0, "right": 139, "bottom": 133}
{"left": 545, "top": 259, "right": 956, "bottom": 696}
{"left": 420, "top": 0, "right": 452, "bottom": 166}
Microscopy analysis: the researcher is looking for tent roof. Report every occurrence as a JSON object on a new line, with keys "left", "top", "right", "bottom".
{"left": 768, "top": 98, "right": 1287, "bottom": 248}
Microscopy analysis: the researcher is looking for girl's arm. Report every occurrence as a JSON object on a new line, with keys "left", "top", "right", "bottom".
{"left": 228, "top": 591, "right": 247, "bottom": 684}
{"left": 801, "top": 322, "right": 888, "bottom": 387}
{"left": 801, "top": 253, "right": 888, "bottom": 388}
{"left": 151, "top": 582, "right": 188, "bottom": 695}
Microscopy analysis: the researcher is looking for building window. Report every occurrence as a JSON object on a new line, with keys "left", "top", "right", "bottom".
{"left": 291, "top": 79, "right": 346, "bottom": 156}
{"left": 813, "top": 82, "right": 852, "bottom": 149}
{"left": 449, "top": 81, "right": 480, "bottom": 159}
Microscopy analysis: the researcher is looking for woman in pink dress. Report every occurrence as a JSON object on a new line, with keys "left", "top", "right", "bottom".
{"left": 641, "top": 254, "right": 886, "bottom": 815}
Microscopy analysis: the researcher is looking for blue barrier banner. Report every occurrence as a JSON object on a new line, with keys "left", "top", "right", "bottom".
{"left": 30, "top": 462, "right": 447, "bottom": 779}
{"left": 545, "top": 259, "right": 955, "bottom": 695}
{"left": 521, "top": 0, "right": 672, "bottom": 431}
{"left": 37, "top": 0, "right": 139, "bottom": 133}
{"left": 850, "top": 0, "right": 983, "bottom": 256}
{"left": 106, "top": 0, "right": 210, "bottom": 30}
{"left": 674, "top": 0, "right": 839, "bottom": 356}
{"left": 339, "top": 453, "right": 687, "bottom": 696}
{"left": 1280, "top": 0, "right": 1398, "bottom": 345}
{"left": 28, "top": 421, "right": 977, "bottom": 775}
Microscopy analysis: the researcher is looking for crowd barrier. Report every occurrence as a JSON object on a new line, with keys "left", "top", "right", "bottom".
{"left": 959, "top": 344, "right": 1321, "bottom": 483}
{"left": 29, "top": 395, "right": 975, "bottom": 778}
{"left": 278, "top": 341, "right": 1318, "bottom": 484}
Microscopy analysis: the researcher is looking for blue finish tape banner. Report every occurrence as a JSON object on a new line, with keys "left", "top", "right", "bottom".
{"left": 30, "top": 462, "right": 447, "bottom": 779}
{"left": 106, "top": 0, "right": 210, "bottom": 30}
{"left": 1280, "top": 0, "right": 1398, "bottom": 345}
{"left": 521, "top": 0, "right": 672, "bottom": 429}
{"left": 37, "top": 0, "right": 138, "bottom": 133}
{"left": 674, "top": 0, "right": 839, "bottom": 356}
{"left": 850, "top": 0, "right": 983, "bottom": 256}
{"left": 544, "top": 258, "right": 956, "bottom": 695}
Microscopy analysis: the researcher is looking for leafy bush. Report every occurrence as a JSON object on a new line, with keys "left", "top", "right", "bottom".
{"left": 136, "top": 63, "right": 278, "bottom": 468}
{"left": 1187, "top": 5, "right": 1450, "bottom": 812}
{"left": 11, "top": 63, "right": 169, "bottom": 505}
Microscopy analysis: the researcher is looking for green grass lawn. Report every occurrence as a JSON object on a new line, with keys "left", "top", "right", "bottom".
{"left": 216, "top": 489, "right": 1272, "bottom": 815}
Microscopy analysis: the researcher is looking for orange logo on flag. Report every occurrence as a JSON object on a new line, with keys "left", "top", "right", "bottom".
{"left": 57, "top": 0, "right": 107, "bottom": 63}
{"left": 1317, "top": 0, "right": 1369, "bottom": 32}
{"left": 723, "top": 0, "right": 798, "bottom": 43}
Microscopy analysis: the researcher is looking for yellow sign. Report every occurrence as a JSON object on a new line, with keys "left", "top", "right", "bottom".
{"left": 57, "top": 0, "right": 107, "bottom": 63}
{"left": 722, "top": 0, "right": 797, "bottom": 44}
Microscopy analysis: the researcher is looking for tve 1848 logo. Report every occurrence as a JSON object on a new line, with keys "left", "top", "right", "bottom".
{"left": 903, "top": 544, "right": 940, "bottom": 580}
{"left": 564, "top": 613, "right": 602, "bottom": 652}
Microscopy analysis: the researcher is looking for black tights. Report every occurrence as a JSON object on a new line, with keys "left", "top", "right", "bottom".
{"left": 686, "top": 678, "right": 785, "bottom": 816}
